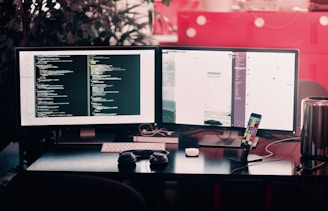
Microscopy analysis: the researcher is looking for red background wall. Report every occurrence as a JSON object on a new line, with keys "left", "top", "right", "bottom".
{"left": 176, "top": 11, "right": 328, "bottom": 91}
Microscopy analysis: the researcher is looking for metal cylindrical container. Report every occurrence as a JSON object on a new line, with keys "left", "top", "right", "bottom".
{"left": 301, "top": 97, "right": 328, "bottom": 158}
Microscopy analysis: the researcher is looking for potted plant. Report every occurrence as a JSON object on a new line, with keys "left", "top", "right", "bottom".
{"left": 0, "top": 0, "right": 171, "bottom": 151}
{"left": 20, "top": 0, "right": 172, "bottom": 46}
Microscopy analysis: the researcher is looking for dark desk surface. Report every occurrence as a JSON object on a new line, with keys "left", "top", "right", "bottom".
{"left": 26, "top": 134, "right": 300, "bottom": 179}
{"left": 25, "top": 133, "right": 328, "bottom": 211}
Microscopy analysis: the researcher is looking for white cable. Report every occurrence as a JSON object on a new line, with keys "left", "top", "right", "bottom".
{"left": 261, "top": 136, "right": 300, "bottom": 158}
{"left": 138, "top": 123, "right": 172, "bottom": 137}
{"left": 231, "top": 136, "right": 301, "bottom": 173}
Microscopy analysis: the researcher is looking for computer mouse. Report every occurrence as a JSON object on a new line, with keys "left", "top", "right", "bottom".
{"left": 185, "top": 148, "right": 199, "bottom": 157}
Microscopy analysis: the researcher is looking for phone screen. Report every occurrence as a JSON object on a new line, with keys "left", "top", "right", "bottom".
{"left": 242, "top": 113, "right": 262, "bottom": 147}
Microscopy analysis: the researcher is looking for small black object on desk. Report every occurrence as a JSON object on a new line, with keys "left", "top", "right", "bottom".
{"left": 230, "top": 143, "right": 263, "bottom": 164}
{"left": 118, "top": 149, "right": 169, "bottom": 166}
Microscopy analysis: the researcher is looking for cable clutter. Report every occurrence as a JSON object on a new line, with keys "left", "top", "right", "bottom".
{"left": 138, "top": 123, "right": 174, "bottom": 137}
{"left": 296, "top": 156, "right": 328, "bottom": 175}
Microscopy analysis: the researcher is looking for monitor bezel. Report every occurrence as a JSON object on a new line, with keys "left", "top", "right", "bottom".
{"left": 158, "top": 45, "right": 299, "bottom": 136}
{"left": 15, "top": 45, "right": 161, "bottom": 132}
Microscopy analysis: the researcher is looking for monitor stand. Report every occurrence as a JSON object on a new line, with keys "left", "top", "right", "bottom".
{"left": 229, "top": 145, "right": 263, "bottom": 163}
{"left": 56, "top": 127, "right": 116, "bottom": 144}
{"left": 80, "top": 127, "right": 96, "bottom": 139}
{"left": 198, "top": 130, "right": 259, "bottom": 148}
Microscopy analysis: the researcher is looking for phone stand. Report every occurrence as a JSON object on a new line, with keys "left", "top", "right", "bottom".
{"left": 229, "top": 144, "right": 263, "bottom": 164}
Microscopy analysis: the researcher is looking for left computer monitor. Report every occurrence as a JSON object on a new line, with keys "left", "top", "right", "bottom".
{"left": 16, "top": 46, "right": 159, "bottom": 141}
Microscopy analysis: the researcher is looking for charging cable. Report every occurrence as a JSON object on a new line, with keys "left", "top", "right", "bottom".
{"left": 138, "top": 123, "right": 173, "bottom": 137}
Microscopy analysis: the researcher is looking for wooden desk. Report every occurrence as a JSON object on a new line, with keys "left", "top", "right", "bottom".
{"left": 24, "top": 129, "right": 328, "bottom": 211}
{"left": 26, "top": 135, "right": 300, "bottom": 211}
{"left": 26, "top": 142, "right": 296, "bottom": 177}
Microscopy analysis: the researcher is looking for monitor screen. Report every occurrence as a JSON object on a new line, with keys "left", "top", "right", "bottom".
{"left": 16, "top": 46, "right": 159, "bottom": 130}
{"left": 161, "top": 46, "right": 299, "bottom": 135}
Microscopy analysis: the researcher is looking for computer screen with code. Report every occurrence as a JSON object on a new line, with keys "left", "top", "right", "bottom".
{"left": 16, "top": 46, "right": 159, "bottom": 130}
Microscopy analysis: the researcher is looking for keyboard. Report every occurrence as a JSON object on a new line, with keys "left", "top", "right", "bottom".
{"left": 101, "top": 142, "right": 166, "bottom": 153}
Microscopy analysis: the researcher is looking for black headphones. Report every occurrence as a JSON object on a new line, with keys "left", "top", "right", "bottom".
{"left": 118, "top": 150, "right": 169, "bottom": 167}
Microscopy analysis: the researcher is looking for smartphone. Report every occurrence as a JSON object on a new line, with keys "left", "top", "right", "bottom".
{"left": 241, "top": 113, "right": 262, "bottom": 148}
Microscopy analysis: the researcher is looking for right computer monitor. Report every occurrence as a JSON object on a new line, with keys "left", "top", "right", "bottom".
{"left": 160, "top": 46, "right": 299, "bottom": 136}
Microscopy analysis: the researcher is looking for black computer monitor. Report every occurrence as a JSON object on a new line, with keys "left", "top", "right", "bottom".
{"left": 16, "top": 46, "right": 159, "bottom": 142}
{"left": 160, "top": 46, "right": 299, "bottom": 147}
